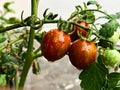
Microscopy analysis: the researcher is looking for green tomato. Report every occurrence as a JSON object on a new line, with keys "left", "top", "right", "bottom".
{"left": 108, "top": 31, "right": 120, "bottom": 43}
{"left": 103, "top": 49, "right": 120, "bottom": 67}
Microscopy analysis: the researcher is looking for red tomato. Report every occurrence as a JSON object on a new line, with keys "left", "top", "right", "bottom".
{"left": 41, "top": 29, "right": 71, "bottom": 62}
{"left": 68, "top": 39, "right": 97, "bottom": 70}
{"left": 70, "top": 20, "right": 90, "bottom": 41}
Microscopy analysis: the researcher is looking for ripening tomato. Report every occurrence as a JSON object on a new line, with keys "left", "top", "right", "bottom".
{"left": 41, "top": 29, "right": 71, "bottom": 62}
{"left": 70, "top": 19, "right": 90, "bottom": 41}
{"left": 68, "top": 39, "right": 97, "bottom": 70}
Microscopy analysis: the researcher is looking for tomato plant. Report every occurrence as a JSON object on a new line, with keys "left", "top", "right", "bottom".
{"left": 68, "top": 39, "right": 97, "bottom": 69}
{"left": 0, "top": 0, "right": 120, "bottom": 90}
{"left": 41, "top": 29, "right": 71, "bottom": 61}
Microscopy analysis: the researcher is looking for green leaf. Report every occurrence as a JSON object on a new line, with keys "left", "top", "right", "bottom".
{"left": 85, "top": 11, "right": 95, "bottom": 24}
{"left": 0, "top": 53, "right": 19, "bottom": 80}
{"left": 8, "top": 17, "right": 20, "bottom": 24}
{"left": 79, "top": 62, "right": 108, "bottom": 90}
{"left": 1, "top": 53, "right": 19, "bottom": 65}
{"left": 98, "top": 39, "right": 114, "bottom": 48}
{"left": 87, "top": 0, "right": 101, "bottom": 9}
{"left": 112, "top": 87, "right": 120, "bottom": 90}
{"left": 80, "top": 10, "right": 95, "bottom": 24}
{"left": 3, "top": 2, "right": 15, "bottom": 13}
{"left": 0, "top": 74, "right": 7, "bottom": 87}
{"left": 0, "top": 34, "right": 6, "bottom": 43}
{"left": 0, "top": 25, "right": 4, "bottom": 29}
{"left": 100, "top": 12, "right": 120, "bottom": 19}
{"left": 111, "top": 12, "right": 120, "bottom": 19}
{"left": 99, "top": 19, "right": 119, "bottom": 39}
{"left": 107, "top": 72, "right": 120, "bottom": 89}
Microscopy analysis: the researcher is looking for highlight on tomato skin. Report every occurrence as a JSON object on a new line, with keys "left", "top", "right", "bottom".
{"left": 68, "top": 39, "right": 97, "bottom": 70}
{"left": 70, "top": 19, "right": 90, "bottom": 42}
{"left": 41, "top": 29, "right": 71, "bottom": 62}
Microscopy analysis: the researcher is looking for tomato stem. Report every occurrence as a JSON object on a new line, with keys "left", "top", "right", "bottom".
{"left": 19, "top": 0, "right": 39, "bottom": 89}
{"left": 0, "top": 20, "right": 91, "bottom": 36}
{"left": 84, "top": 9, "right": 113, "bottom": 19}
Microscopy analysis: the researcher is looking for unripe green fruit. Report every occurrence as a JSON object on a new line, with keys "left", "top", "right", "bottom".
{"left": 103, "top": 49, "right": 120, "bottom": 67}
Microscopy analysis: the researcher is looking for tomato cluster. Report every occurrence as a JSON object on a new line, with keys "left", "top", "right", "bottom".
{"left": 41, "top": 20, "right": 97, "bottom": 70}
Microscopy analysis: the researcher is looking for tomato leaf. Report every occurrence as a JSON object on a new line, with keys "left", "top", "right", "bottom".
{"left": 8, "top": 17, "right": 20, "bottom": 24}
{"left": 3, "top": 2, "right": 15, "bottom": 13}
{"left": 87, "top": 0, "right": 101, "bottom": 9}
{"left": 106, "top": 72, "right": 120, "bottom": 89}
{"left": 0, "top": 34, "right": 6, "bottom": 43}
{"left": 111, "top": 12, "right": 120, "bottom": 19}
{"left": 0, "top": 74, "right": 7, "bottom": 87}
{"left": 85, "top": 11, "right": 95, "bottom": 24}
{"left": 79, "top": 62, "right": 108, "bottom": 90}
{"left": 99, "top": 12, "right": 120, "bottom": 19}
{"left": 99, "top": 19, "right": 119, "bottom": 39}
{"left": 98, "top": 39, "right": 113, "bottom": 48}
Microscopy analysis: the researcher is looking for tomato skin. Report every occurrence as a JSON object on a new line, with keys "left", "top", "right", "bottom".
{"left": 41, "top": 29, "right": 71, "bottom": 62}
{"left": 103, "top": 49, "right": 120, "bottom": 67}
{"left": 70, "top": 20, "right": 90, "bottom": 41}
{"left": 68, "top": 39, "right": 97, "bottom": 70}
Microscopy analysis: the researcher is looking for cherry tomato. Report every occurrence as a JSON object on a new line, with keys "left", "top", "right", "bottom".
{"left": 68, "top": 39, "right": 97, "bottom": 70}
{"left": 103, "top": 49, "right": 120, "bottom": 67}
{"left": 41, "top": 29, "right": 71, "bottom": 62}
{"left": 70, "top": 19, "right": 90, "bottom": 41}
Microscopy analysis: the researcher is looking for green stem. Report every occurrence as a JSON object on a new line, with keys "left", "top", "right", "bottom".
{"left": 34, "top": 46, "right": 41, "bottom": 54}
{"left": 0, "top": 20, "right": 58, "bottom": 33}
{"left": 19, "top": 0, "right": 39, "bottom": 89}
{"left": 14, "top": 73, "right": 19, "bottom": 90}
{"left": 0, "top": 23, "right": 23, "bottom": 33}
{"left": 33, "top": 53, "right": 42, "bottom": 59}
{"left": 84, "top": 9, "right": 113, "bottom": 19}
{"left": 68, "top": 9, "right": 114, "bottom": 21}
{"left": 0, "top": 19, "right": 91, "bottom": 35}
{"left": 70, "top": 21, "right": 90, "bottom": 31}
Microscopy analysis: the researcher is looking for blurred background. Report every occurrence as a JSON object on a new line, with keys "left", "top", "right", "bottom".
{"left": 1, "top": 0, "right": 120, "bottom": 19}
{"left": 0, "top": 0, "right": 120, "bottom": 90}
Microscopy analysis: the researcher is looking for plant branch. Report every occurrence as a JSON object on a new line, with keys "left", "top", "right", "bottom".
{"left": 84, "top": 9, "right": 113, "bottom": 19}
{"left": 0, "top": 20, "right": 58, "bottom": 33}
{"left": 19, "top": 0, "right": 39, "bottom": 89}
{"left": 0, "top": 19, "right": 91, "bottom": 33}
